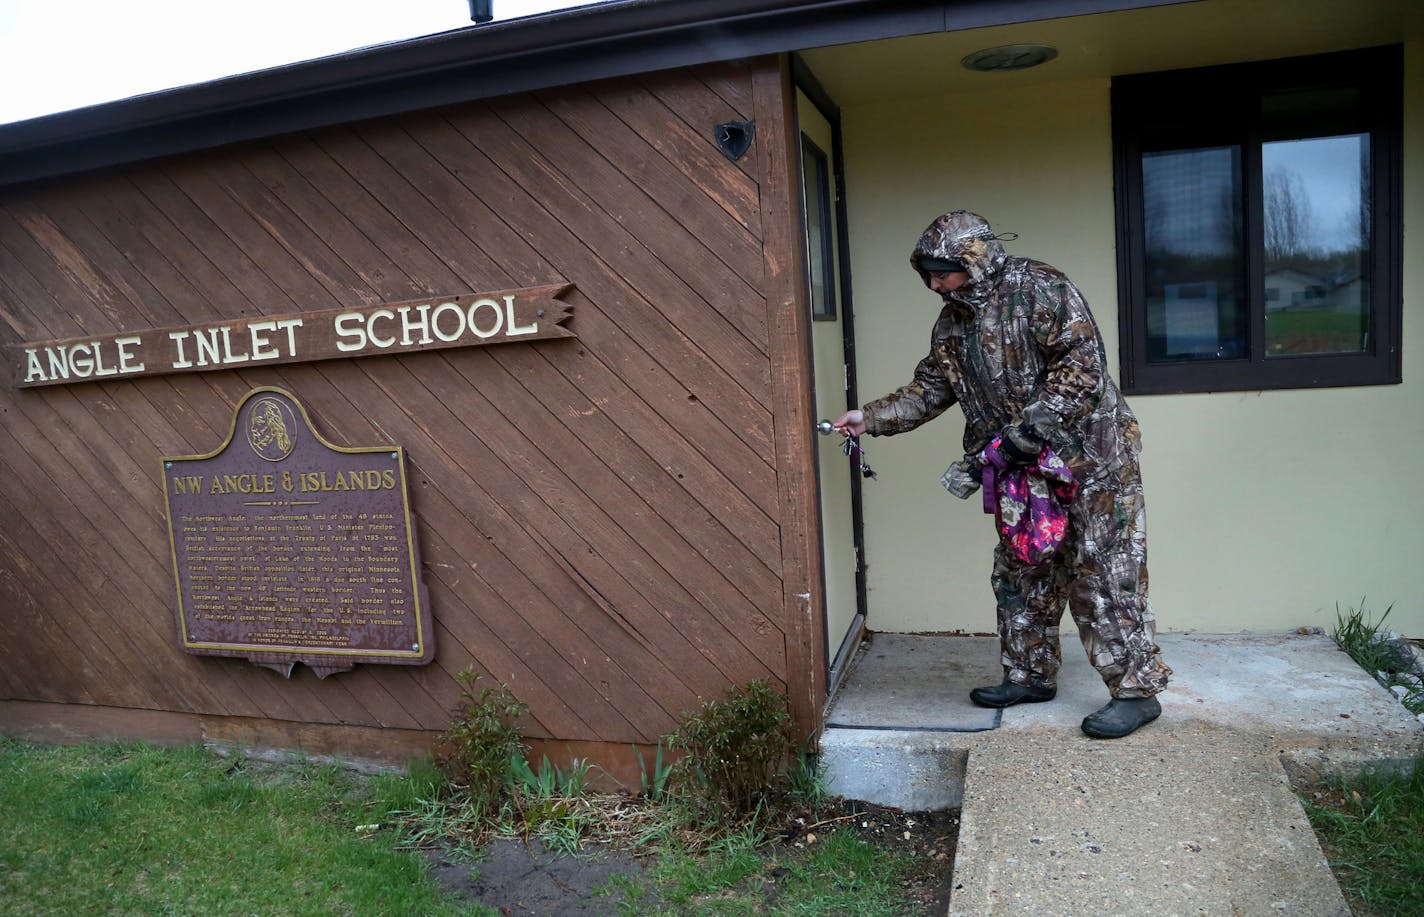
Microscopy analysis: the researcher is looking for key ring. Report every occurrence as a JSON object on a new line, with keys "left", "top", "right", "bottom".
{"left": 815, "top": 420, "right": 878, "bottom": 480}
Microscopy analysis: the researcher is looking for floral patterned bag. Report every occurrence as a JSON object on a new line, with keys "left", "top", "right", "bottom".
{"left": 979, "top": 437, "right": 1078, "bottom": 564}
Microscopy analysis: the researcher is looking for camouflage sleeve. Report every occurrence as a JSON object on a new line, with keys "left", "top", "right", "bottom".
{"left": 1023, "top": 278, "right": 1105, "bottom": 439}
{"left": 861, "top": 350, "right": 957, "bottom": 436}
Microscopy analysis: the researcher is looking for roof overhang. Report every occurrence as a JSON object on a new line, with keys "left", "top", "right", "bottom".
{"left": 0, "top": 0, "right": 1195, "bottom": 187}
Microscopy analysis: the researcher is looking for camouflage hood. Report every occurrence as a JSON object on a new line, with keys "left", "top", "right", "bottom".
{"left": 910, "top": 210, "right": 1011, "bottom": 309}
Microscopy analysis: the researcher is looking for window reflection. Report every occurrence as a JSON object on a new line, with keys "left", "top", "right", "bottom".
{"left": 801, "top": 136, "right": 836, "bottom": 320}
{"left": 1262, "top": 134, "right": 1370, "bottom": 357}
{"left": 1142, "top": 147, "right": 1245, "bottom": 361}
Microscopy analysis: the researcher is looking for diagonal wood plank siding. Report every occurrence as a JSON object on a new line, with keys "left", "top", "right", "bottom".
{"left": 0, "top": 57, "right": 820, "bottom": 753}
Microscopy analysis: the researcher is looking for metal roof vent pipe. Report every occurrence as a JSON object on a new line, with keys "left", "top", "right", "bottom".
{"left": 469, "top": 0, "right": 493, "bottom": 23}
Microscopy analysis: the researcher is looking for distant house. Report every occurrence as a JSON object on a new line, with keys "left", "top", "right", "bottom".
{"left": 0, "top": 0, "right": 1417, "bottom": 773}
{"left": 1264, "top": 267, "right": 1325, "bottom": 311}
{"left": 1328, "top": 271, "right": 1369, "bottom": 313}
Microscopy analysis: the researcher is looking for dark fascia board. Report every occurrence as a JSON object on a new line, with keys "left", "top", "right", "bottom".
{"left": 0, "top": 0, "right": 1194, "bottom": 187}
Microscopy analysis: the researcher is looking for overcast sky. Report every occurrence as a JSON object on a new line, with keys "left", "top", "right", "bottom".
{"left": 0, "top": 0, "right": 594, "bottom": 124}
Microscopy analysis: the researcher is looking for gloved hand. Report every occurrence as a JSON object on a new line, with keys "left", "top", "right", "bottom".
{"left": 941, "top": 458, "right": 982, "bottom": 499}
{"left": 998, "top": 422, "right": 1043, "bottom": 466}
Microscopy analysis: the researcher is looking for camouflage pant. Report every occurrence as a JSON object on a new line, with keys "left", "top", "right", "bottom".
{"left": 990, "top": 458, "right": 1171, "bottom": 698}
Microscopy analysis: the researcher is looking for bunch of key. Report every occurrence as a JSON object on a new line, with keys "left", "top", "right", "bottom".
{"left": 815, "top": 420, "right": 877, "bottom": 480}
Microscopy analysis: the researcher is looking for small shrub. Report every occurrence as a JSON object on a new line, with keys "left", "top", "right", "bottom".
{"left": 436, "top": 668, "right": 528, "bottom": 812}
{"left": 668, "top": 679, "right": 795, "bottom": 814}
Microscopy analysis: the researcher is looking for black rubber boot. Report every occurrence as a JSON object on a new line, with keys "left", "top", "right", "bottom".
{"left": 1081, "top": 696, "right": 1161, "bottom": 739}
{"left": 969, "top": 680, "right": 1056, "bottom": 709}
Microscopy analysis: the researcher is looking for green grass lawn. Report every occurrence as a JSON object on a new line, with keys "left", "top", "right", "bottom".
{"left": 616, "top": 826, "right": 926, "bottom": 916}
{"left": 0, "top": 738, "right": 482, "bottom": 916}
{"left": 8, "top": 733, "right": 1420, "bottom": 916}
{"left": 1302, "top": 757, "right": 1424, "bottom": 917}
{"left": 0, "top": 737, "right": 951, "bottom": 916}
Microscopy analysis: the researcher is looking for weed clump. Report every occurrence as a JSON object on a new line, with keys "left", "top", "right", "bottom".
{"left": 423, "top": 671, "right": 604, "bottom": 855}
{"left": 668, "top": 678, "right": 795, "bottom": 814}
{"left": 410, "top": 676, "right": 817, "bottom": 859}
{"left": 508, "top": 754, "right": 597, "bottom": 855}
{"left": 1332, "top": 602, "right": 1423, "bottom": 714}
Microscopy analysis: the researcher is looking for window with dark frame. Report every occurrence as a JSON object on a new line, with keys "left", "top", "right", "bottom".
{"left": 1112, "top": 46, "right": 1402, "bottom": 394}
{"left": 801, "top": 135, "right": 838, "bottom": 321}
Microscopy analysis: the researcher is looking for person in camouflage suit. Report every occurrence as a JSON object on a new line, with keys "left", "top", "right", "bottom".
{"left": 833, "top": 210, "right": 1170, "bottom": 739}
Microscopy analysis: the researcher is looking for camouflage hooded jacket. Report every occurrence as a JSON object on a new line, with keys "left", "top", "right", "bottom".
{"left": 861, "top": 210, "right": 1141, "bottom": 482}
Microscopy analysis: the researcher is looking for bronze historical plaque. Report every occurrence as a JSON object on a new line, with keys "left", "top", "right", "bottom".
{"left": 162, "top": 387, "right": 433, "bottom": 677}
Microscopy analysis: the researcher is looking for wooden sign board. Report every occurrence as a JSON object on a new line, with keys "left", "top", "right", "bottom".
{"left": 14, "top": 285, "right": 573, "bottom": 388}
{"left": 162, "top": 387, "right": 433, "bottom": 677}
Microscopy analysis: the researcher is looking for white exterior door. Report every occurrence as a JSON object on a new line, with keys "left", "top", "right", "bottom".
{"left": 798, "top": 89, "right": 863, "bottom": 688}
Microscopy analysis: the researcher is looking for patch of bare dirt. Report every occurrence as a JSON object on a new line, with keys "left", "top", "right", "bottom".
{"left": 818, "top": 802, "right": 961, "bottom": 914}
{"left": 425, "top": 837, "right": 651, "bottom": 916}
{"left": 425, "top": 801, "right": 959, "bottom": 916}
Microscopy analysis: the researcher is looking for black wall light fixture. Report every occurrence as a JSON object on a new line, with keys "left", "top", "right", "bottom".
{"left": 715, "top": 120, "right": 755, "bottom": 161}
{"left": 469, "top": 0, "right": 493, "bottom": 23}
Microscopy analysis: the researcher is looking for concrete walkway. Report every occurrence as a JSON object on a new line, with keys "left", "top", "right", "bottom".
{"left": 820, "top": 632, "right": 1423, "bottom": 916}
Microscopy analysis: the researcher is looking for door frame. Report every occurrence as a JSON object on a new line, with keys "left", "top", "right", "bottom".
{"left": 793, "top": 56, "right": 868, "bottom": 699}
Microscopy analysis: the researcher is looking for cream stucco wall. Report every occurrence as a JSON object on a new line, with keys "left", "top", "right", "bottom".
{"left": 838, "top": 44, "right": 1423, "bottom": 637}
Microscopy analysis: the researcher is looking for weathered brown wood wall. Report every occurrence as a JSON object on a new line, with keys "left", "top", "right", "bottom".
{"left": 0, "top": 55, "right": 823, "bottom": 770}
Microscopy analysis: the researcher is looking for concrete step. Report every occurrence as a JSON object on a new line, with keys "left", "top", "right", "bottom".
{"left": 820, "top": 631, "right": 1002, "bottom": 811}
{"left": 949, "top": 730, "right": 1350, "bottom": 916}
{"left": 818, "top": 632, "right": 1424, "bottom": 915}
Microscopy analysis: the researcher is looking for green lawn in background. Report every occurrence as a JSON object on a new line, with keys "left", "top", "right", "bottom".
{"left": 1265, "top": 307, "right": 1366, "bottom": 355}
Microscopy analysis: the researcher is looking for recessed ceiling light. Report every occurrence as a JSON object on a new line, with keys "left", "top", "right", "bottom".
{"left": 961, "top": 44, "right": 1059, "bottom": 72}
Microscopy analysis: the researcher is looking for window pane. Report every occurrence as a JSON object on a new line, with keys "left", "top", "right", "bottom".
{"left": 801, "top": 137, "right": 836, "bottom": 319}
{"left": 1142, "top": 147, "right": 1246, "bottom": 362}
{"left": 1262, "top": 134, "right": 1370, "bottom": 357}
